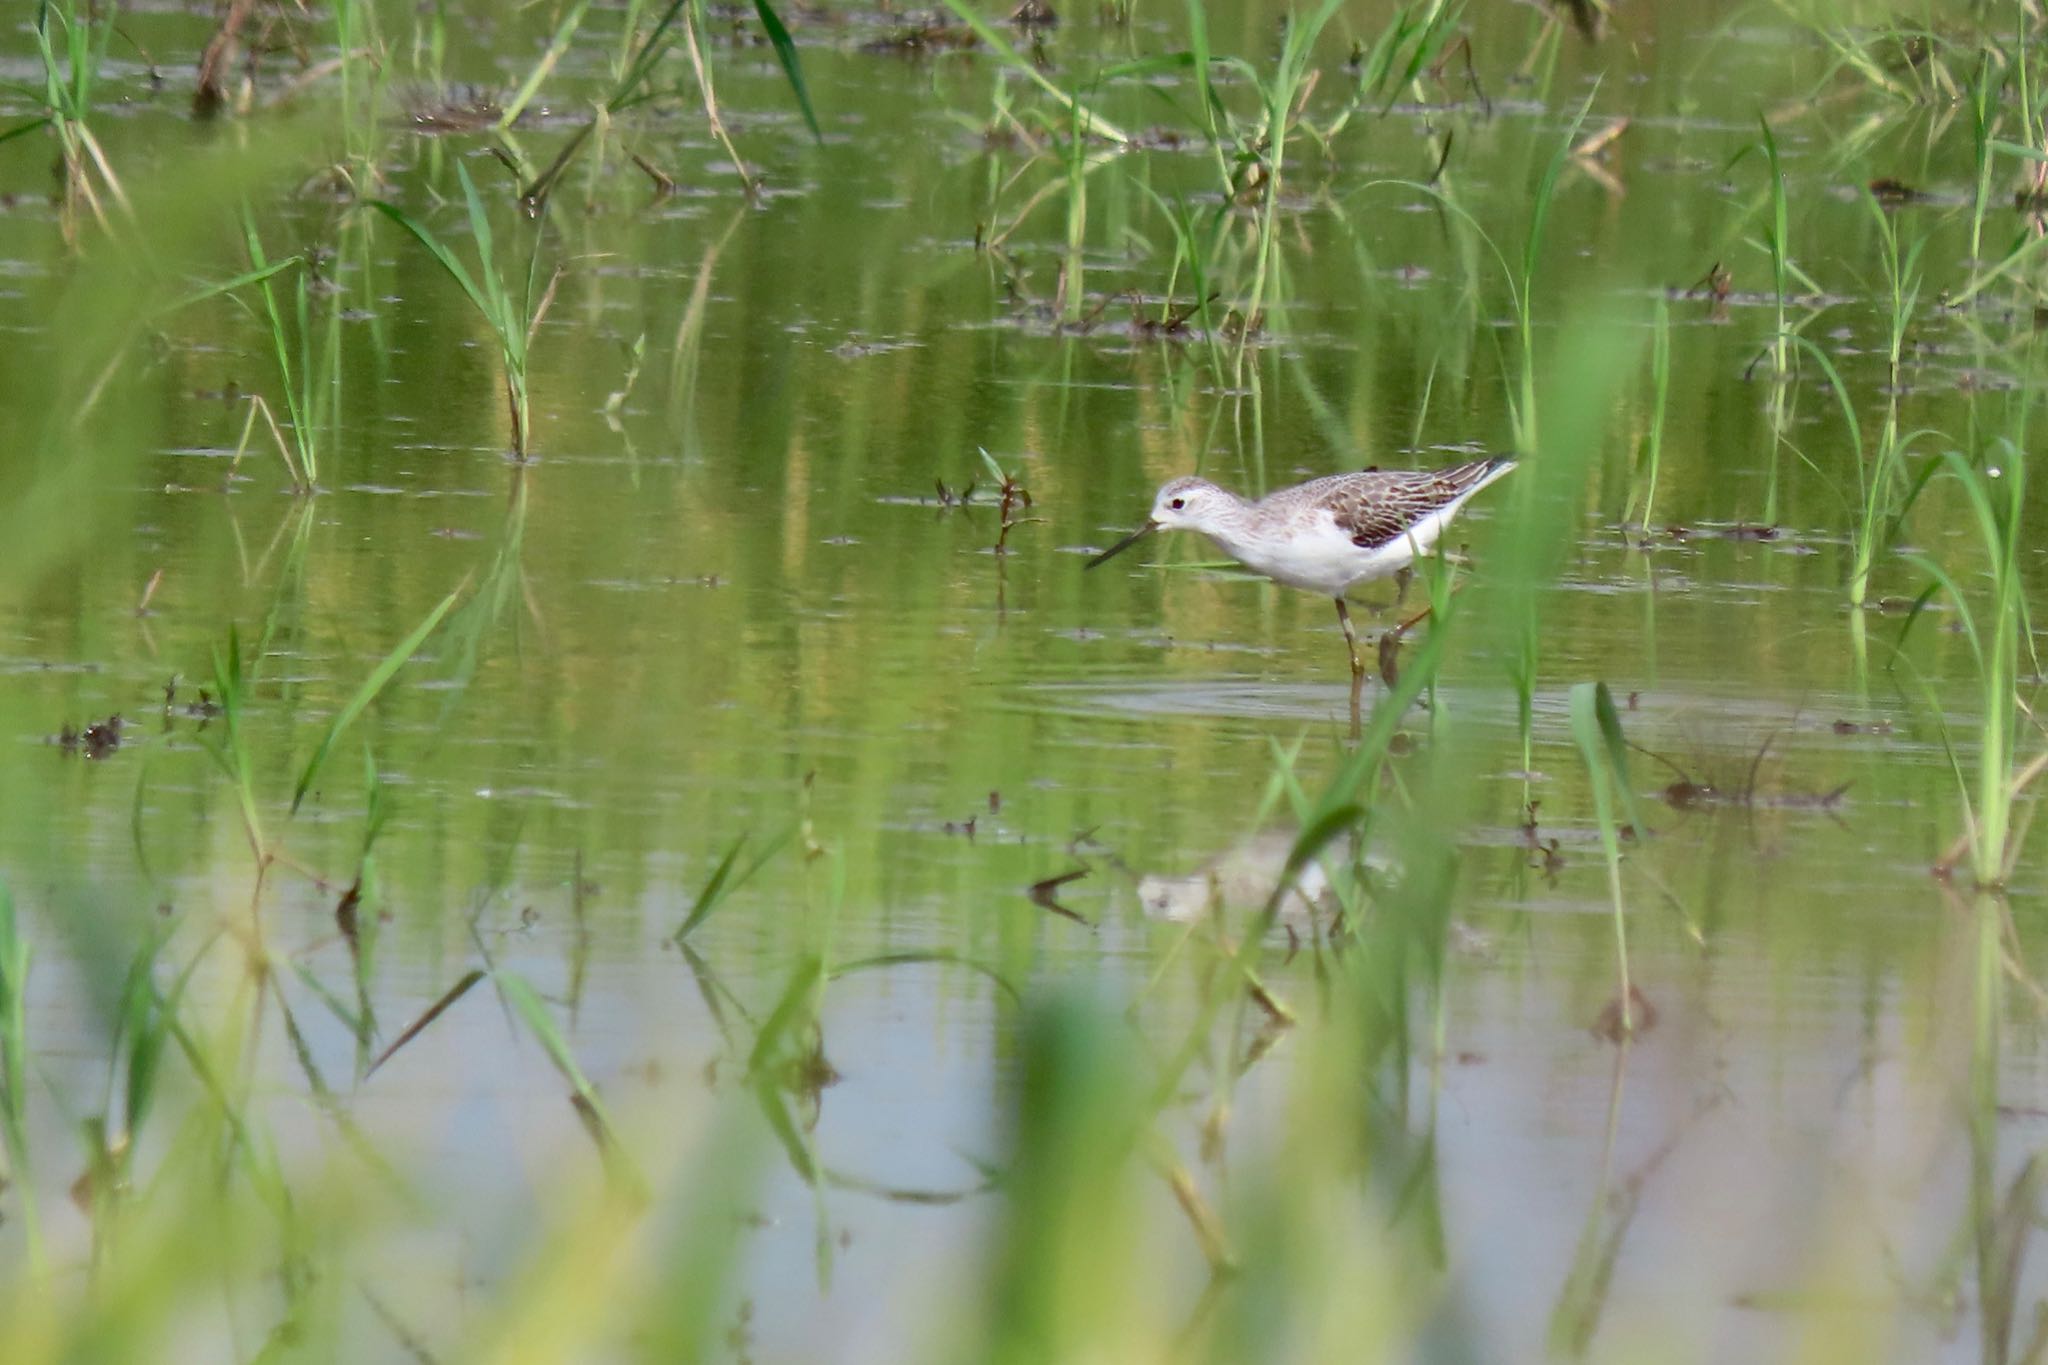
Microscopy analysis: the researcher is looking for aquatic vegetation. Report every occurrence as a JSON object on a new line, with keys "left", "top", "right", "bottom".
{"left": 674, "top": 823, "right": 797, "bottom": 943}
{"left": 1905, "top": 437, "right": 2038, "bottom": 891}
{"left": 1845, "top": 188, "right": 1933, "bottom": 617}
{"left": 236, "top": 220, "right": 331, "bottom": 493}
{"left": 518, "top": 0, "right": 821, "bottom": 205}
{"left": 372, "top": 163, "right": 555, "bottom": 457}
{"left": 935, "top": 0, "right": 1131, "bottom": 144}
{"left": 290, "top": 589, "right": 461, "bottom": 813}
{"left": 1625, "top": 295, "right": 1670, "bottom": 531}
{"left": 1568, "top": 681, "right": 1643, "bottom": 1036}
{"left": 3, "top": 1, "right": 2048, "bottom": 1361}
{"left": 502, "top": 0, "right": 593, "bottom": 132}
{"left": 26, "top": 0, "right": 127, "bottom": 243}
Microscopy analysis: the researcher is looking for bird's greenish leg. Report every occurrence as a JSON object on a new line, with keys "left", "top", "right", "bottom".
{"left": 1334, "top": 598, "right": 1365, "bottom": 680}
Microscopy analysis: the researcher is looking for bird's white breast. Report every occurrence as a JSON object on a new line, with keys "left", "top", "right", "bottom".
{"left": 1211, "top": 508, "right": 1433, "bottom": 597}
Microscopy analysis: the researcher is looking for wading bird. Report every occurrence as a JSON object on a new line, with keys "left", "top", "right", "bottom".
{"left": 1086, "top": 456, "right": 1518, "bottom": 681}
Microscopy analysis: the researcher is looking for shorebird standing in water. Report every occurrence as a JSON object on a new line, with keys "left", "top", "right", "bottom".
{"left": 1086, "top": 456, "right": 1518, "bottom": 681}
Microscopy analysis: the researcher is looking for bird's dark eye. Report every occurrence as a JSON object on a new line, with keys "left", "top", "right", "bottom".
{"left": 1169, "top": 497, "right": 1186, "bottom": 511}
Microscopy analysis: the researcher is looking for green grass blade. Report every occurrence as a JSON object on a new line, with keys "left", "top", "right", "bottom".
{"left": 747, "top": 954, "right": 826, "bottom": 1079}
{"left": 1587, "top": 681, "right": 1646, "bottom": 839}
{"left": 115, "top": 926, "right": 174, "bottom": 1141}
{"left": 1569, "top": 683, "right": 1627, "bottom": 861}
{"left": 499, "top": 971, "right": 647, "bottom": 1196}
{"left": 1570, "top": 681, "right": 1635, "bottom": 1033}
{"left": 159, "top": 255, "right": 303, "bottom": 317}
{"left": 1268, "top": 801, "right": 1365, "bottom": 922}
{"left": 368, "top": 199, "right": 494, "bottom": 321}
{"left": 931, "top": 0, "right": 1130, "bottom": 144}
{"left": 674, "top": 819, "right": 794, "bottom": 942}
{"left": 363, "top": 968, "right": 486, "bottom": 1079}
{"left": 612, "top": 0, "right": 691, "bottom": 110}
{"left": 0, "top": 116, "right": 50, "bottom": 148}
{"left": 498, "top": 972, "right": 595, "bottom": 1100}
{"left": 292, "top": 588, "right": 461, "bottom": 812}
{"left": 753, "top": 0, "right": 822, "bottom": 142}
{"left": 499, "top": 0, "right": 590, "bottom": 130}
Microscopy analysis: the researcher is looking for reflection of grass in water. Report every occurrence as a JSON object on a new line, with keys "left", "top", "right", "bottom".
{"left": 1568, "top": 680, "right": 1642, "bottom": 1036}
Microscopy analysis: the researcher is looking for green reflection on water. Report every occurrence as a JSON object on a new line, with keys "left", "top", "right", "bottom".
{"left": 1, "top": 1, "right": 2046, "bottom": 1359}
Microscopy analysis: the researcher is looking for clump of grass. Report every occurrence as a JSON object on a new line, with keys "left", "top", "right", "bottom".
{"left": 1967, "top": 50, "right": 2005, "bottom": 266}
{"left": 934, "top": 0, "right": 1130, "bottom": 144}
{"left": 198, "top": 583, "right": 459, "bottom": 906}
{"left": 1327, "top": 0, "right": 1475, "bottom": 132}
{"left": 83, "top": 926, "right": 178, "bottom": 1235}
{"left": 1786, "top": 12, "right": 1964, "bottom": 105}
{"left": 237, "top": 218, "right": 332, "bottom": 493}
{"left": 1214, "top": 0, "right": 1349, "bottom": 370}
{"left": 1363, "top": 99, "right": 1592, "bottom": 456}
{"left": 29, "top": 0, "right": 131, "bottom": 244}
{"left": 153, "top": 238, "right": 324, "bottom": 492}
{"left": 520, "top": 0, "right": 821, "bottom": 207}
{"left": 372, "top": 163, "right": 557, "bottom": 458}
{"left": 1904, "top": 440, "right": 2038, "bottom": 890}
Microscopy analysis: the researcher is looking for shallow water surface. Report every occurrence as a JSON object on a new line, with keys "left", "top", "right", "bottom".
{"left": 3, "top": 0, "right": 2047, "bottom": 1359}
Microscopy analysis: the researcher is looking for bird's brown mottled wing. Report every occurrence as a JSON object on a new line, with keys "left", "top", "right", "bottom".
{"left": 1331, "top": 458, "right": 1500, "bottom": 549}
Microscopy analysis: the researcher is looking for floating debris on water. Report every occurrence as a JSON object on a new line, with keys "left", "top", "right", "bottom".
{"left": 55, "top": 714, "right": 125, "bottom": 757}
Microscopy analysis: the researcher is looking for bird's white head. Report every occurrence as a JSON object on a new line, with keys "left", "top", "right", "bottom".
{"left": 1148, "top": 476, "right": 1236, "bottom": 532}
{"left": 1086, "top": 475, "right": 1242, "bottom": 571}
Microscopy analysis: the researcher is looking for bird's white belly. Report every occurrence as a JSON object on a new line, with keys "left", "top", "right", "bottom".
{"left": 1213, "top": 509, "right": 1444, "bottom": 598}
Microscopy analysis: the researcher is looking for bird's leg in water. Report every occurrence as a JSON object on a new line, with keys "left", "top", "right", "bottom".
{"left": 1336, "top": 598, "right": 1367, "bottom": 741}
{"left": 1378, "top": 575, "right": 1481, "bottom": 685}
{"left": 1334, "top": 598, "right": 1365, "bottom": 681}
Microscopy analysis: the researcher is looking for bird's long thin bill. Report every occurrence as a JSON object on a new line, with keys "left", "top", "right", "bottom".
{"left": 1086, "top": 522, "right": 1157, "bottom": 570}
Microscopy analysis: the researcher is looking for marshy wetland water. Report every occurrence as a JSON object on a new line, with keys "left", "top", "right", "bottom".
{"left": 6, "top": 0, "right": 2048, "bottom": 1360}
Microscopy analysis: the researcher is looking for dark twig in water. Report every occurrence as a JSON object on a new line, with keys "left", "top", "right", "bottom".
{"left": 363, "top": 969, "right": 487, "bottom": 1078}
{"left": 629, "top": 152, "right": 678, "bottom": 197}
{"left": 1028, "top": 867, "right": 1092, "bottom": 926}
